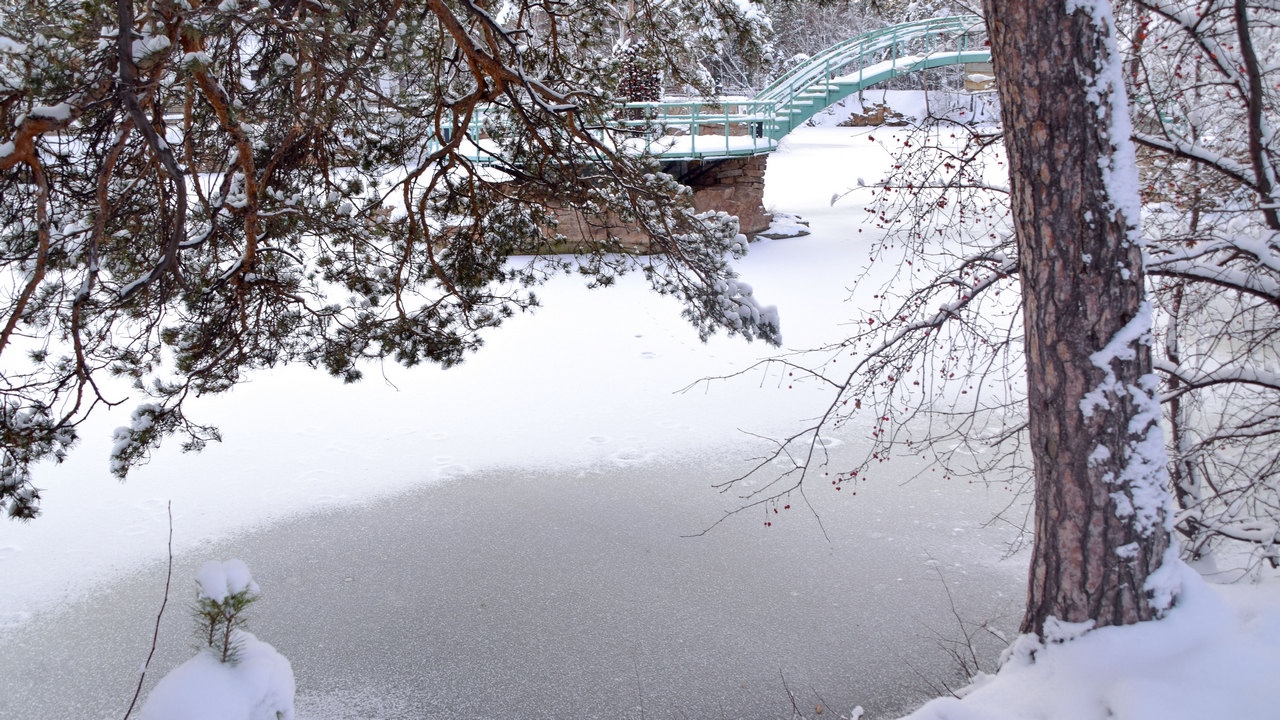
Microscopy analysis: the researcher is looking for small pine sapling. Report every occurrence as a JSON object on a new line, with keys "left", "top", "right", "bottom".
{"left": 193, "top": 559, "right": 260, "bottom": 664}
{"left": 137, "top": 558, "right": 295, "bottom": 720}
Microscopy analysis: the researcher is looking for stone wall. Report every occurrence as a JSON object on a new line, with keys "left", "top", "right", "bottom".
{"left": 549, "top": 205, "right": 652, "bottom": 253}
{"left": 543, "top": 154, "right": 772, "bottom": 254}
{"left": 964, "top": 62, "right": 996, "bottom": 92}
{"left": 673, "top": 155, "right": 772, "bottom": 236}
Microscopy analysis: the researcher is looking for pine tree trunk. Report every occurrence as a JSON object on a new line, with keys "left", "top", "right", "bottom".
{"left": 982, "top": 1, "right": 1175, "bottom": 638}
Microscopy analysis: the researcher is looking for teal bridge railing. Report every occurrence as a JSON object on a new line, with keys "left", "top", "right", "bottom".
{"left": 438, "top": 15, "right": 990, "bottom": 163}
{"left": 623, "top": 15, "right": 990, "bottom": 159}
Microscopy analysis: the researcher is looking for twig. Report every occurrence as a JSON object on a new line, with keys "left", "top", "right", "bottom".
{"left": 123, "top": 501, "right": 173, "bottom": 720}
{"left": 780, "top": 670, "right": 804, "bottom": 720}
{"left": 633, "top": 659, "right": 645, "bottom": 720}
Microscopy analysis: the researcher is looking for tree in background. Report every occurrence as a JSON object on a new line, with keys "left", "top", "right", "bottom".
{"left": 600, "top": 0, "right": 773, "bottom": 99}
{"left": 0, "top": 0, "right": 778, "bottom": 519}
{"left": 1124, "top": 0, "right": 1280, "bottom": 565}
{"left": 763, "top": 0, "right": 877, "bottom": 69}
{"left": 762, "top": 0, "right": 951, "bottom": 62}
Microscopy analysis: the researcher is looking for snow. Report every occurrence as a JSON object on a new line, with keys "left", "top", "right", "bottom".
{"left": 1068, "top": 0, "right": 1144, "bottom": 245}
{"left": 1064, "top": 2, "right": 1177, "bottom": 555}
{"left": 137, "top": 630, "right": 295, "bottom": 720}
{"left": 632, "top": 132, "right": 778, "bottom": 158}
{"left": 27, "top": 102, "right": 73, "bottom": 121}
{"left": 110, "top": 403, "right": 163, "bottom": 475}
{"left": 901, "top": 561, "right": 1280, "bottom": 720}
{"left": 183, "top": 51, "right": 213, "bottom": 67}
{"left": 1, "top": 90, "right": 1277, "bottom": 720}
{"left": 1077, "top": 301, "right": 1172, "bottom": 538}
{"left": 196, "top": 558, "right": 259, "bottom": 604}
{"left": 132, "top": 34, "right": 172, "bottom": 62}
{"left": 833, "top": 55, "right": 927, "bottom": 84}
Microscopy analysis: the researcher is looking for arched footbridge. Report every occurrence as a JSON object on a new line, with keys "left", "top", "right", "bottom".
{"left": 441, "top": 15, "right": 990, "bottom": 163}
{"left": 624, "top": 14, "right": 990, "bottom": 159}
{"left": 440, "top": 15, "right": 990, "bottom": 240}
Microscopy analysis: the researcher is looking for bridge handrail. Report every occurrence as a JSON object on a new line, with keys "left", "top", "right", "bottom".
{"left": 438, "top": 16, "right": 991, "bottom": 163}
{"left": 614, "top": 99, "right": 779, "bottom": 158}
{"left": 754, "top": 15, "right": 985, "bottom": 104}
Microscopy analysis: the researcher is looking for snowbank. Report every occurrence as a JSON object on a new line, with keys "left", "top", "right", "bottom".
{"left": 137, "top": 631, "right": 295, "bottom": 720}
{"left": 900, "top": 562, "right": 1280, "bottom": 720}
{"left": 806, "top": 89, "right": 1001, "bottom": 129}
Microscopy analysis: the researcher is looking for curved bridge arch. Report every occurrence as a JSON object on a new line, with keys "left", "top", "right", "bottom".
{"left": 443, "top": 17, "right": 991, "bottom": 163}
{"left": 623, "top": 15, "right": 991, "bottom": 159}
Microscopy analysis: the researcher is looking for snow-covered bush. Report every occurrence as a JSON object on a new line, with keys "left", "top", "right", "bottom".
{"left": 137, "top": 560, "right": 295, "bottom": 720}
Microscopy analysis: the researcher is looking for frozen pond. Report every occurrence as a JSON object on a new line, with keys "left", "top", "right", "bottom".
{"left": 2, "top": 444, "right": 1026, "bottom": 720}
{"left": 0, "top": 100, "right": 1030, "bottom": 719}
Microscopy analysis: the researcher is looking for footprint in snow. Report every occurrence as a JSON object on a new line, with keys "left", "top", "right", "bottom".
{"left": 611, "top": 447, "right": 651, "bottom": 464}
{"left": 437, "top": 464, "right": 470, "bottom": 479}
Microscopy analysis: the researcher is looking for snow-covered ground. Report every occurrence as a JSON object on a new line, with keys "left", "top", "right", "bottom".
{"left": 1, "top": 91, "right": 1277, "bottom": 720}
{"left": 903, "top": 562, "right": 1280, "bottom": 720}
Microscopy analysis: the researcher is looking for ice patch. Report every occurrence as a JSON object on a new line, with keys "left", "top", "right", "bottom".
{"left": 0, "top": 610, "right": 31, "bottom": 629}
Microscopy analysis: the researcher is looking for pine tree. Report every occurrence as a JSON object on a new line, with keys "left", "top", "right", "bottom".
{"left": 983, "top": 0, "right": 1177, "bottom": 635}
{"left": 0, "top": 0, "right": 778, "bottom": 518}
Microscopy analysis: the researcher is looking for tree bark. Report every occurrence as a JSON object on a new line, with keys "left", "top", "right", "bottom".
{"left": 982, "top": 1, "right": 1175, "bottom": 638}
{"left": 1233, "top": 0, "right": 1280, "bottom": 230}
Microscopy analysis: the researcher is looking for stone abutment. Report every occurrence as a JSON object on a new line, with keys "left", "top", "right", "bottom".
{"left": 546, "top": 155, "right": 771, "bottom": 254}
